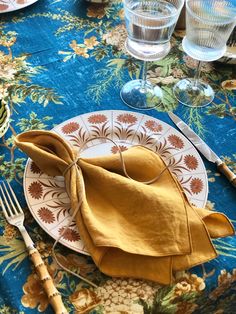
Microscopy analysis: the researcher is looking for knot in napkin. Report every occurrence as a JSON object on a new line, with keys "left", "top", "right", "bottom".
{"left": 15, "top": 130, "right": 235, "bottom": 285}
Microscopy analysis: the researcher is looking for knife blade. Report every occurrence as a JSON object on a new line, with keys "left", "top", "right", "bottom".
{"left": 168, "top": 112, "right": 236, "bottom": 187}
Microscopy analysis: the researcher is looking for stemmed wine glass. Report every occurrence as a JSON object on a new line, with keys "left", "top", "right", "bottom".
{"left": 121, "top": 0, "right": 184, "bottom": 110}
{"left": 173, "top": 0, "right": 236, "bottom": 108}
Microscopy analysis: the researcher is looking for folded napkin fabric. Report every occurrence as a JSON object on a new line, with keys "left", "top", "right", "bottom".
{"left": 15, "top": 130, "right": 235, "bottom": 284}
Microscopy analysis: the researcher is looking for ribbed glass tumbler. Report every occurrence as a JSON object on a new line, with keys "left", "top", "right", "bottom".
{"left": 173, "top": 0, "right": 236, "bottom": 107}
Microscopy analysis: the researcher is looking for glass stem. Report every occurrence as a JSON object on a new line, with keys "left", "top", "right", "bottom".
{"left": 141, "top": 61, "right": 148, "bottom": 91}
{"left": 193, "top": 61, "right": 202, "bottom": 87}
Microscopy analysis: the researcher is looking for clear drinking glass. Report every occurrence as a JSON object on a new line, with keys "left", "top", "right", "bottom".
{"left": 174, "top": 0, "right": 236, "bottom": 108}
{"left": 121, "top": 0, "right": 184, "bottom": 110}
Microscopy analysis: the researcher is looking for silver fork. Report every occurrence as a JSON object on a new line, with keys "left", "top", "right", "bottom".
{"left": 0, "top": 181, "right": 68, "bottom": 314}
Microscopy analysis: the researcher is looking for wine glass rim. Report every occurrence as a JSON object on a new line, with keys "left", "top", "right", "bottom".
{"left": 186, "top": 0, "right": 236, "bottom": 25}
{"left": 123, "top": 0, "right": 184, "bottom": 19}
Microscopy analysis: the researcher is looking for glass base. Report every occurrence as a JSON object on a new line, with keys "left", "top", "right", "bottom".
{"left": 173, "top": 79, "right": 215, "bottom": 108}
{"left": 120, "top": 79, "right": 163, "bottom": 110}
{"left": 126, "top": 38, "right": 171, "bottom": 61}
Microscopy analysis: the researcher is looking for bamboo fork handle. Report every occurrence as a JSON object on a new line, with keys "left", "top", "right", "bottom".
{"left": 29, "top": 248, "right": 68, "bottom": 314}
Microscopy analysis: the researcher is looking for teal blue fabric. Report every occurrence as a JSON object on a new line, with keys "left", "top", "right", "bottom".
{"left": 0, "top": 1, "right": 236, "bottom": 313}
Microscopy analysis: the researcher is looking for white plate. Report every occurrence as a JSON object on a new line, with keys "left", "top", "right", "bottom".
{"left": 23, "top": 110, "right": 208, "bottom": 255}
{"left": 0, "top": 0, "right": 38, "bottom": 13}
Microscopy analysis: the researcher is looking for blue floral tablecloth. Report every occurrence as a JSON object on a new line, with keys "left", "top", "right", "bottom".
{"left": 0, "top": 1, "right": 236, "bottom": 313}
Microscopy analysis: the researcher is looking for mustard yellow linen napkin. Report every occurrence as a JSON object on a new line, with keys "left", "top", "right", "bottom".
{"left": 15, "top": 130, "right": 235, "bottom": 284}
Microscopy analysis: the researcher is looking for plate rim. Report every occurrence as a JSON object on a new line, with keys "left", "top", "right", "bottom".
{"left": 0, "top": 0, "right": 38, "bottom": 14}
{"left": 23, "top": 160, "right": 90, "bottom": 255}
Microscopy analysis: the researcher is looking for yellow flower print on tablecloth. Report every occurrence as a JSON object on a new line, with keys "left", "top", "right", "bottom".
{"left": 59, "top": 37, "right": 99, "bottom": 62}
{"left": 118, "top": 8, "right": 124, "bottom": 20}
{"left": 87, "top": 4, "right": 106, "bottom": 19}
{"left": 0, "top": 31, "right": 17, "bottom": 48}
{"left": 55, "top": 253, "right": 96, "bottom": 277}
{"left": 205, "top": 200, "right": 215, "bottom": 211}
{"left": 3, "top": 223, "right": 17, "bottom": 242}
{"left": 96, "top": 278, "right": 159, "bottom": 313}
{"left": 84, "top": 36, "right": 99, "bottom": 49}
{"left": 0, "top": 29, "right": 62, "bottom": 110}
{"left": 168, "top": 271, "right": 205, "bottom": 314}
{"left": 209, "top": 269, "right": 236, "bottom": 300}
{"left": 21, "top": 273, "right": 49, "bottom": 312}
{"left": 174, "top": 272, "right": 206, "bottom": 296}
{"left": 21, "top": 262, "right": 63, "bottom": 312}
{"left": 102, "top": 24, "right": 127, "bottom": 53}
{"left": 0, "top": 52, "right": 18, "bottom": 81}
{"left": 70, "top": 40, "right": 89, "bottom": 58}
{"left": 69, "top": 288, "right": 101, "bottom": 314}
{"left": 0, "top": 64, "right": 17, "bottom": 80}
{"left": 35, "top": 240, "right": 53, "bottom": 258}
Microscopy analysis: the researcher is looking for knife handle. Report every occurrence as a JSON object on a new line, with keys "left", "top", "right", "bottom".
{"left": 217, "top": 162, "right": 236, "bottom": 187}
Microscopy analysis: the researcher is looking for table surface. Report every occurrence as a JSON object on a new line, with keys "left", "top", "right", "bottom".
{"left": 0, "top": 1, "right": 236, "bottom": 313}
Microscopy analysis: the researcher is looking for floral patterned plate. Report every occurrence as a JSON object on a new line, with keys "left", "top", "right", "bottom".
{"left": 23, "top": 110, "right": 208, "bottom": 255}
{"left": 0, "top": 0, "right": 38, "bottom": 13}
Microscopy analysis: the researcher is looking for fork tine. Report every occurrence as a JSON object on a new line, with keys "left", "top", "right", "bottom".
{"left": 7, "top": 181, "right": 23, "bottom": 214}
{"left": 0, "top": 185, "right": 14, "bottom": 217}
{"left": 0, "top": 196, "right": 10, "bottom": 219}
{"left": 1, "top": 182, "right": 17, "bottom": 216}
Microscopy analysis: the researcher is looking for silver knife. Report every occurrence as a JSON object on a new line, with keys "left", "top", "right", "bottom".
{"left": 168, "top": 112, "right": 236, "bottom": 187}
